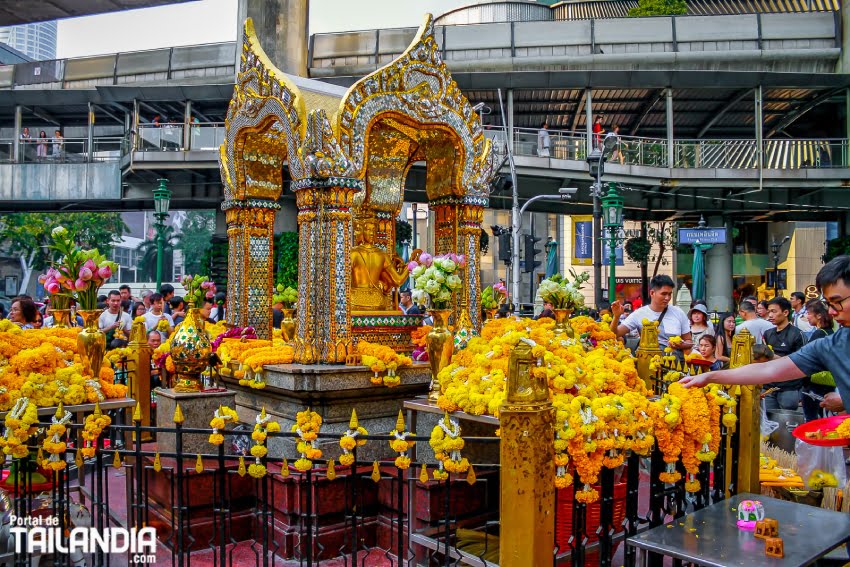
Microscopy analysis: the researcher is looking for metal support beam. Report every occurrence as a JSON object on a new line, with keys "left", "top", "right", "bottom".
{"left": 507, "top": 89, "right": 514, "bottom": 153}
{"left": 665, "top": 88, "right": 674, "bottom": 168}
{"left": 755, "top": 85, "right": 763, "bottom": 194}
{"left": 765, "top": 87, "right": 845, "bottom": 138}
{"left": 697, "top": 89, "right": 752, "bottom": 138}
{"left": 584, "top": 88, "right": 593, "bottom": 151}
{"left": 572, "top": 88, "right": 588, "bottom": 133}
{"left": 630, "top": 90, "right": 662, "bottom": 136}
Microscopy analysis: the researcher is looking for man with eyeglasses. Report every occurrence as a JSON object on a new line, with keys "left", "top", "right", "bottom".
{"left": 681, "top": 255, "right": 850, "bottom": 417}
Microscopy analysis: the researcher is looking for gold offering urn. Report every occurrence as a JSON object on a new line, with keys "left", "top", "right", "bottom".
{"left": 170, "top": 308, "right": 213, "bottom": 392}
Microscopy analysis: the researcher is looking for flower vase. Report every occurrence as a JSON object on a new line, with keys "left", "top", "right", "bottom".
{"left": 170, "top": 308, "right": 212, "bottom": 393}
{"left": 426, "top": 309, "right": 454, "bottom": 403}
{"left": 281, "top": 308, "right": 296, "bottom": 342}
{"left": 77, "top": 310, "right": 106, "bottom": 379}
{"left": 553, "top": 309, "right": 574, "bottom": 338}
{"left": 52, "top": 309, "right": 72, "bottom": 329}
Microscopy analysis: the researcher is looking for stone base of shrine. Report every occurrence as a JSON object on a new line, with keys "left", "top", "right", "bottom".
{"left": 220, "top": 363, "right": 431, "bottom": 461}
{"left": 155, "top": 388, "right": 237, "bottom": 455}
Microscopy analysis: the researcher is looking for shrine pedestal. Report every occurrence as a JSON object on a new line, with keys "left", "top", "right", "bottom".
{"left": 221, "top": 363, "right": 430, "bottom": 460}
{"left": 155, "top": 388, "right": 237, "bottom": 455}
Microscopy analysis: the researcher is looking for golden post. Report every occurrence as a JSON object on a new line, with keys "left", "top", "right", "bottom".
{"left": 499, "top": 339, "right": 554, "bottom": 567}
{"left": 128, "top": 318, "right": 152, "bottom": 442}
{"left": 635, "top": 319, "right": 662, "bottom": 388}
{"left": 730, "top": 329, "right": 758, "bottom": 493}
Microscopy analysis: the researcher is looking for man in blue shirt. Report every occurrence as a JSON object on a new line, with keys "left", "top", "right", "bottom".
{"left": 681, "top": 255, "right": 850, "bottom": 415}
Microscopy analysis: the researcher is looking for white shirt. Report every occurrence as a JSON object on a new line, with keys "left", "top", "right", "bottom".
{"left": 793, "top": 308, "right": 813, "bottom": 333}
{"left": 736, "top": 318, "right": 775, "bottom": 345}
{"left": 537, "top": 128, "right": 550, "bottom": 153}
{"left": 98, "top": 309, "right": 133, "bottom": 333}
{"left": 622, "top": 305, "right": 690, "bottom": 347}
{"left": 143, "top": 311, "right": 174, "bottom": 332}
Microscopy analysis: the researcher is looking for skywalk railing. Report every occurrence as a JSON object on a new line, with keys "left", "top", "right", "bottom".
{"left": 0, "top": 137, "right": 124, "bottom": 164}
{"left": 485, "top": 126, "right": 849, "bottom": 170}
{"left": 134, "top": 122, "right": 226, "bottom": 152}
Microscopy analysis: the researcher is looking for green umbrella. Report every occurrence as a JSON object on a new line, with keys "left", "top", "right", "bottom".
{"left": 691, "top": 242, "right": 710, "bottom": 301}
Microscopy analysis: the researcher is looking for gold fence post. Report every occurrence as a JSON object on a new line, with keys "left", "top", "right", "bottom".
{"left": 730, "top": 329, "right": 758, "bottom": 493}
{"left": 635, "top": 320, "right": 662, "bottom": 388}
{"left": 128, "top": 319, "right": 152, "bottom": 442}
{"left": 499, "top": 339, "right": 554, "bottom": 567}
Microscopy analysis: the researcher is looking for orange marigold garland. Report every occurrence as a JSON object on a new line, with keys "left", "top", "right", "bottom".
{"left": 653, "top": 393, "right": 683, "bottom": 485}
{"left": 248, "top": 408, "right": 280, "bottom": 478}
{"left": 0, "top": 398, "right": 39, "bottom": 459}
{"left": 339, "top": 409, "right": 368, "bottom": 467}
{"left": 209, "top": 405, "right": 238, "bottom": 445}
{"left": 81, "top": 403, "right": 111, "bottom": 459}
{"left": 429, "top": 413, "right": 469, "bottom": 481}
{"left": 41, "top": 404, "right": 72, "bottom": 471}
{"left": 292, "top": 409, "right": 322, "bottom": 471}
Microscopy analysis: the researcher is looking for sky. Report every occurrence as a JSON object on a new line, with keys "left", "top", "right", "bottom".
{"left": 57, "top": 0, "right": 464, "bottom": 58}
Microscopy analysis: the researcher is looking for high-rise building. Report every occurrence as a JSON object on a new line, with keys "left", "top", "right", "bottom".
{"left": 0, "top": 21, "right": 57, "bottom": 61}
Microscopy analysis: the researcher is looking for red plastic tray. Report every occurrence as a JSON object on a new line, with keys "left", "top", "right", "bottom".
{"left": 792, "top": 415, "right": 850, "bottom": 447}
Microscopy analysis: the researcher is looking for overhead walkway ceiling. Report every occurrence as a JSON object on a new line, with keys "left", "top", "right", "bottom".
{"left": 0, "top": 1, "right": 196, "bottom": 26}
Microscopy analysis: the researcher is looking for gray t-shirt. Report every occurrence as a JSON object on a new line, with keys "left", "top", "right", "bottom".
{"left": 736, "top": 318, "right": 774, "bottom": 345}
{"left": 789, "top": 326, "right": 850, "bottom": 406}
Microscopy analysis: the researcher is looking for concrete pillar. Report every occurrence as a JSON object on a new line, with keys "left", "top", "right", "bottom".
{"left": 665, "top": 88, "right": 674, "bottom": 167}
{"left": 183, "top": 100, "right": 192, "bottom": 150}
{"left": 838, "top": 1, "right": 850, "bottom": 74}
{"left": 237, "top": 0, "right": 309, "bottom": 77}
{"left": 13, "top": 105, "right": 21, "bottom": 162}
{"left": 87, "top": 102, "right": 95, "bottom": 162}
{"left": 705, "top": 215, "right": 733, "bottom": 312}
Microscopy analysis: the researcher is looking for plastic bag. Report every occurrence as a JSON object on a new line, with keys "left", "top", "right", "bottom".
{"left": 760, "top": 403, "right": 779, "bottom": 437}
{"left": 795, "top": 438, "right": 847, "bottom": 490}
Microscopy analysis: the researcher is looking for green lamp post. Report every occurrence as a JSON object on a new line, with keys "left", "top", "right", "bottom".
{"left": 601, "top": 182, "right": 624, "bottom": 304}
{"left": 152, "top": 178, "right": 171, "bottom": 291}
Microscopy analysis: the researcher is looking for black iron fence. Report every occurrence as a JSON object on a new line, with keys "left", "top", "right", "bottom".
{"left": 0, "top": 381, "right": 743, "bottom": 567}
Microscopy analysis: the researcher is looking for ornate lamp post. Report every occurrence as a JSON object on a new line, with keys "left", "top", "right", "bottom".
{"left": 152, "top": 178, "right": 171, "bottom": 291}
{"left": 601, "top": 182, "right": 624, "bottom": 304}
{"left": 587, "top": 148, "right": 605, "bottom": 307}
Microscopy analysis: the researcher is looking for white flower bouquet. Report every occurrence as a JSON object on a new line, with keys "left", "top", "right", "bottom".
{"left": 408, "top": 253, "right": 466, "bottom": 310}
{"left": 538, "top": 269, "right": 590, "bottom": 311}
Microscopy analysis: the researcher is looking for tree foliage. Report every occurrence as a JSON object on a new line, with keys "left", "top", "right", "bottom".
{"left": 823, "top": 237, "right": 850, "bottom": 264}
{"left": 0, "top": 212, "right": 127, "bottom": 272}
{"left": 177, "top": 211, "right": 215, "bottom": 276}
{"left": 136, "top": 225, "right": 175, "bottom": 282}
{"left": 396, "top": 219, "right": 412, "bottom": 245}
{"left": 628, "top": 0, "right": 687, "bottom": 17}
{"left": 625, "top": 222, "right": 677, "bottom": 277}
{"left": 275, "top": 232, "right": 298, "bottom": 289}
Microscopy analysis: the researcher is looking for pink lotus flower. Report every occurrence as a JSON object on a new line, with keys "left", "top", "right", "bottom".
{"left": 407, "top": 261, "right": 419, "bottom": 271}
{"left": 83, "top": 259, "right": 97, "bottom": 271}
{"left": 45, "top": 281, "right": 60, "bottom": 295}
{"left": 38, "top": 273, "right": 47, "bottom": 284}
{"left": 457, "top": 254, "right": 467, "bottom": 268}
{"left": 98, "top": 265, "right": 112, "bottom": 279}
{"left": 206, "top": 291, "right": 214, "bottom": 299}
{"left": 419, "top": 253, "right": 433, "bottom": 267}
{"left": 75, "top": 278, "right": 88, "bottom": 291}
{"left": 79, "top": 267, "right": 93, "bottom": 281}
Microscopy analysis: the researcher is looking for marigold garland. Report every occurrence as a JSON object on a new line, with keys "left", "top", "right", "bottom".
{"left": 0, "top": 398, "right": 39, "bottom": 458}
{"left": 292, "top": 409, "right": 322, "bottom": 471}
{"left": 209, "top": 405, "right": 239, "bottom": 445}
{"left": 429, "top": 413, "right": 469, "bottom": 480}
{"left": 41, "top": 404, "right": 72, "bottom": 471}
{"left": 357, "top": 341, "right": 412, "bottom": 388}
{"left": 80, "top": 403, "right": 111, "bottom": 459}
{"left": 389, "top": 411, "right": 414, "bottom": 470}
{"left": 248, "top": 408, "right": 280, "bottom": 478}
{"left": 339, "top": 409, "right": 368, "bottom": 467}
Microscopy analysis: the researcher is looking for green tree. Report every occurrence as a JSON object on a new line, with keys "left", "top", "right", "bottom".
{"left": 625, "top": 221, "right": 678, "bottom": 301}
{"left": 0, "top": 212, "right": 126, "bottom": 295}
{"left": 275, "top": 232, "right": 298, "bottom": 289}
{"left": 136, "top": 225, "right": 175, "bottom": 283}
{"left": 176, "top": 211, "right": 215, "bottom": 276}
{"left": 628, "top": 0, "right": 687, "bottom": 17}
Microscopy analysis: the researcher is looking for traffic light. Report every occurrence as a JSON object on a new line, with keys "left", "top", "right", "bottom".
{"left": 523, "top": 234, "right": 543, "bottom": 273}
{"left": 498, "top": 232, "right": 512, "bottom": 263}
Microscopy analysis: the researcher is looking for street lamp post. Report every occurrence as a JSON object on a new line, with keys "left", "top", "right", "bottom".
{"left": 152, "top": 178, "right": 171, "bottom": 291}
{"left": 587, "top": 148, "right": 605, "bottom": 307}
{"left": 601, "top": 183, "right": 624, "bottom": 304}
{"left": 770, "top": 235, "right": 790, "bottom": 298}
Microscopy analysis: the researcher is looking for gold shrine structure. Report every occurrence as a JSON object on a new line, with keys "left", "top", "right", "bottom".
{"left": 220, "top": 15, "right": 496, "bottom": 363}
